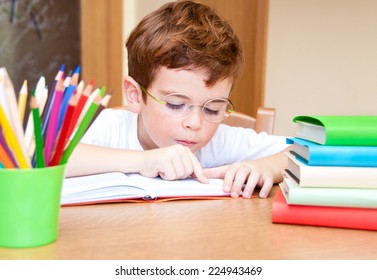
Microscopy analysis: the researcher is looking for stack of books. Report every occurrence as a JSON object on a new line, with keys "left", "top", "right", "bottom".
{"left": 272, "top": 115, "right": 377, "bottom": 231}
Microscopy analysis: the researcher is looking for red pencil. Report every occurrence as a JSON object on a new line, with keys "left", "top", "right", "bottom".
{"left": 67, "top": 79, "right": 94, "bottom": 137}
{"left": 49, "top": 93, "right": 79, "bottom": 166}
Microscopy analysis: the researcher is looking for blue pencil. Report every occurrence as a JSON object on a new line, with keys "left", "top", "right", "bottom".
{"left": 57, "top": 65, "right": 80, "bottom": 131}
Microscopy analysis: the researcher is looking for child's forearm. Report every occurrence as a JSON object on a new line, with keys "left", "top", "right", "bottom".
{"left": 65, "top": 143, "right": 144, "bottom": 177}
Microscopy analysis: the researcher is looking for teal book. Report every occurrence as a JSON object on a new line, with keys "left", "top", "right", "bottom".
{"left": 293, "top": 115, "right": 377, "bottom": 146}
{"left": 280, "top": 177, "right": 377, "bottom": 208}
{"left": 287, "top": 137, "right": 377, "bottom": 167}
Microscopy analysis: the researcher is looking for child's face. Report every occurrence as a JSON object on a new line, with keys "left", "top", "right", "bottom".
{"left": 137, "top": 66, "right": 233, "bottom": 153}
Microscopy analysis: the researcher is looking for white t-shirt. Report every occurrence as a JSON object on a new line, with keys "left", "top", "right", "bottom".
{"left": 81, "top": 109, "right": 288, "bottom": 168}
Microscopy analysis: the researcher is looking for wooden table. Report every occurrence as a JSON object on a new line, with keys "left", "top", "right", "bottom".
{"left": 1, "top": 187, "right": 377, "bottom": 260}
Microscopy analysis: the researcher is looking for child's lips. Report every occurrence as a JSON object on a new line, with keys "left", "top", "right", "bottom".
{"left": 176, "top": 140, "right": 198, "bottom": 147}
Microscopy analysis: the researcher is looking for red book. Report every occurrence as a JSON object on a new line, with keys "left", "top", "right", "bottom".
{"left": 272, "top": 188, "right": 377, "bottom": 231}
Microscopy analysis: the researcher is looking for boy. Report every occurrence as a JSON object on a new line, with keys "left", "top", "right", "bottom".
{"left": 66, "top": 0, "right": 289, "bottom": 199}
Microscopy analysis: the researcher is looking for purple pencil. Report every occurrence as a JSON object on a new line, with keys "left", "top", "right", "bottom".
{"left": 44, "top": 78, "right": 65, "bottom": 165}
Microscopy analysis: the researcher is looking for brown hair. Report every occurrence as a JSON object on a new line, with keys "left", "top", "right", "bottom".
{"left": 126, "top": 0, "right": 244, "bottom": 89}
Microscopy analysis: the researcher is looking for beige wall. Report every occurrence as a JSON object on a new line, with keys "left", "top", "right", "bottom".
{"left": 123, "top": 0, "right": 170, "bottom": 76}
{"left": 123, "top": 0, "right": 171, "bottom": 103}
{"left": 265, "top": 0, "right": 377, "bottom": 136}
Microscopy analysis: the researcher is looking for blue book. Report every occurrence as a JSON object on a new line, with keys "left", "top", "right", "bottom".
{"left": 287, "top": 137, "right": 377, "bottom": 167}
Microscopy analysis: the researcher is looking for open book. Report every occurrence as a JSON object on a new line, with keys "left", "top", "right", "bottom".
{"left": 61, "top": 172, "right": 229, "bottom": 206}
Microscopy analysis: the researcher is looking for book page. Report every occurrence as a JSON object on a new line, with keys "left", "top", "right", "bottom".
{"left": 62, "top": 172, "right": 227, "bottom": 204}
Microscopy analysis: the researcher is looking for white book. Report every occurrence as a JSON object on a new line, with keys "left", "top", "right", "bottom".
{"left": 61, "top": 172, "right": 228, "bottom": 205}
{"left": 286, "top": 153, "right": 377, "bottom": 188}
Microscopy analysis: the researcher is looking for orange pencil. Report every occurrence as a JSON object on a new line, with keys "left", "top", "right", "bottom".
{"left": 0, "top": 142, "right": 16, "bottom": 168}
{"left": 0, "top": 127, "right": 17, "bottom": 168}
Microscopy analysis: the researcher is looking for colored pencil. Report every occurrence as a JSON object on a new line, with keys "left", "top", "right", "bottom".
{"left": 0, "top": 68, "right": 31, "bottom": 168}
{"left": 76, "top": 80, "right": 85, "bottom": 97}
{"left": 67, "top": 79, "right": 94, "bottom": 137}
{"left": 44, "top": 78, "right": 64, "bottom": 166}
{"left": 99, "top": 86, "right": 106, "bottom": 97}
{"left": 26, "top": 84, "right": 49, "bottom": 156}
{"left": 0, "top": 141, "right": 16, "bottom": 168}
{"left": 0, "top": 126, "right": 18, "bottom": 168}
{"left": 60, "top": 93, "right": 102, "bottom": 165}
{"left": 0, "top": 127, "right": 17, "bottom": 167}
{"left": 0, "top": 104, "right": 29, "bottom": 168}
{"left": 24, "top": 88, "right": 37, "bottom": 153}
{"left": 41, "top": 64, "right": 64, "bottom": 139}
{"left": 30, "top": 95, "right": 45, "bottom": 168}
{"left": 86, "top": 91, "right": 113, "bottom": 130}
{"left": 17, "top": 80, "right": 28, "bottom": 123}
{"left": 49, "top": 93, "right": 79, "bottom": 166}
{"left": 58, "top": 65, "right": 80, "bottom": 130}
{"left": 0, "top": 71, "right": 12, "bottom": 127}
{"left": 77, "top": 87, "right": 100, "bottom": 128}
{"left": 39, "top": 86, "right": 48, "bottom": 114}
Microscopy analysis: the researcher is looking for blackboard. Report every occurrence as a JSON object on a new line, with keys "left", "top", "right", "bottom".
{"left": 0, "top": 0, "right": 80, "bottom": 95}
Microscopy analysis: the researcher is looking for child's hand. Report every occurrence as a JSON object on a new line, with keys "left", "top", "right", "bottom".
{"left": 203, "top": 161, "right": 277, "bottom": 199}
{"left": 140, "top": 144, "right": 208, "bottom": 183}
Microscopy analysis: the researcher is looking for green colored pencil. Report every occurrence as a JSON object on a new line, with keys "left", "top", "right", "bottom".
{"left": 60, "top": 94, "right": 101, "bottom": 165}
{"left": 30, "top": 95, "right": 45, "bottom": 168}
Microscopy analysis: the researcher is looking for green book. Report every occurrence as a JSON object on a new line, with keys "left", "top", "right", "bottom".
{"left": 293, "top": 115, "right": 377, "bottom": 146}
{"left": 280, "top": 177, "right": 377, "bottom": 209}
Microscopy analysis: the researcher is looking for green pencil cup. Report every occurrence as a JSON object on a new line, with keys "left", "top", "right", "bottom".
{"left": 0, "top": 164, "right": 66, "bottom": 248}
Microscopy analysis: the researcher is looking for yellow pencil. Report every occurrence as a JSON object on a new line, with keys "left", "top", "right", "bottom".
{"left": 1, "top": 68, "right": 31, "bottom": 168}
{"left": 0, "top": 104, "right": 29, "bottom": 168}
{"left": 17, "top": 80, "right": 28, "bottom": 123}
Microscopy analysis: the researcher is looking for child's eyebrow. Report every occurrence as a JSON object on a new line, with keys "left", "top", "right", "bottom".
{"left": 161, "top": 90, "right": 192, "bottom": 100}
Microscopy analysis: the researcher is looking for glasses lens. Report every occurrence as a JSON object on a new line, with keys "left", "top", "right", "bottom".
{"left": 203, "top": 99, "right": 233, "bottom": 122}
{"left": 162, "top": 95, "right": 190, "bottom": 117}
{"left": 160, "top": 94, "right": 234, "bottom": 122}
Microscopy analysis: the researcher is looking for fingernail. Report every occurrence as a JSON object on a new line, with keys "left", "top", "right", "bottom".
{"left": 231, "top": 191, "right": 238, "bottom": 198}
{"left": 259, "top": 191, "right": 267, "bottom": 198}
{"left": 243, "top": 191, "right": 251, "bottom": 199}
{"left": 223, "top": 185, "right": 230, "bottom": 192}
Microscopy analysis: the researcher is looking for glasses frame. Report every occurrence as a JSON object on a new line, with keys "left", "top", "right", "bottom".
{"left": 139, "top": 84, "right": 235, "bottom": 123}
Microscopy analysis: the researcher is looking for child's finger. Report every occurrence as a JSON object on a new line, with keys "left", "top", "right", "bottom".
{"left": 258, "top": 177, "right": 274, "bottom": 198}
{"left": 187, "top": 150, "right": 208, "bottom": 183}
{"left": 202, "top": 165, "right": 228, "bottom": 178}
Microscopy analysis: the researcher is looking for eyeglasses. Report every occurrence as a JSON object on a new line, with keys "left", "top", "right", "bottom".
{"left": 139, "top": 85, "right": 235, "bottom": 123}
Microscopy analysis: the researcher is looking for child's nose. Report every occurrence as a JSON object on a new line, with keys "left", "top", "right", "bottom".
{"left": 182, "top": 106, "right": 203, "bottom": 130}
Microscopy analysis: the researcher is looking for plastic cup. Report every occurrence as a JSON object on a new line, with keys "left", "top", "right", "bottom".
{"left": 0, "top": 164, "right": 66, "bottom": 248}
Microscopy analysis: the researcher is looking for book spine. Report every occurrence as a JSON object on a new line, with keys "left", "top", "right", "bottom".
{"left": 304, "top": 148, "right": 377, "bottom": 167}
{"left": 288, "top": 153, "right": 377, "bottom": 188}
{"left": 281, "top": 179, "right": 377, "bottom": 208}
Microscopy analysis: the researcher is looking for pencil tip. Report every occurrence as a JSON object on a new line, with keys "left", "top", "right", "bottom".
{"left": 60, "top": 64, "right": 65, "bottom": 71}
{"left": 74, "top": 65, "right": 81, "bottom": 74}
{"left": 99, "top": 86, "right": 106, "bottom": 97}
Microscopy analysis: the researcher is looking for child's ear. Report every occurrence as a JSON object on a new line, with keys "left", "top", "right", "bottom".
{"left": 123, "top": 76, "right": 143, "bottom": 113}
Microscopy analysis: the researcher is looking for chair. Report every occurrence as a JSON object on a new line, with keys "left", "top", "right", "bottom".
{"left": 222, "top": 107, "right": 276, "bottom": 134}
